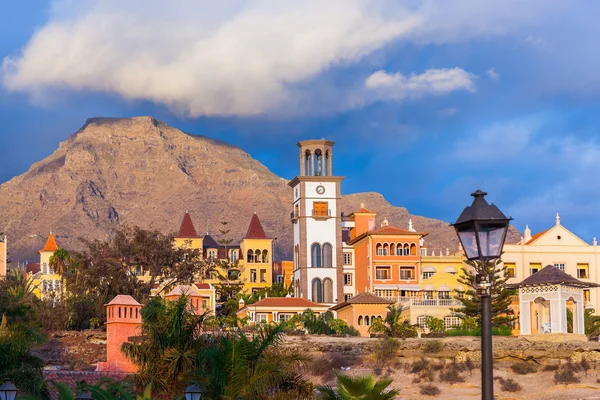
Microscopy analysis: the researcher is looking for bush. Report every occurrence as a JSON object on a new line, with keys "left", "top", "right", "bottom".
{"left": 445, "top": 326, "right": 513, "bottom": 337}
{"left": 439, "top": 365, "right": 465, "bottom": 384}
{"left": 500, "top": 378, "right": 522, "bottom": 392}
{"left": 424, "top": 316, "right": 446, "bottom": 333}
{"left": 374, "top": 337, "right": 400, "bottom": 366}
{"left": 310, "top": 354, "right": 355, "bottom": 377}
{"left": 580, "top": 359, "right": 591, "bottom": 375}
{"left": 554, "top": 368, "right": 580, "bottom": 384}
{"left": 542, "top": 364, "right": 559, "bottom": 372}
{"left": 393, "top": 322, "right": 418, "bottom": 339}
{"left": 410, "top": 358, "right": 430, "bottom": 374}
{"left": 421, "top": 340, "right": 443, "bottom": 354}
{"left": 420, "top": 384, "right": 441, "bottom": 396}
{"left": 510, "top": 362, "right": 538, "bottom": 375}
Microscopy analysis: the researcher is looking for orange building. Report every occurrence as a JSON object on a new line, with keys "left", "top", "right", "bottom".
{"left": 273, "top": 261, "right": 293, "bottom": 287}
{"left": 96, "top": 295, "right": 142, "bottom": 373}
{"left": 347, "top": 206, "right": 426, "bottom": 298}
{"left": 330, "top": 292, "right": 393, "bottom": 337}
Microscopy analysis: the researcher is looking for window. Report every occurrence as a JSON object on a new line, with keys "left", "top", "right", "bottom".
{"left": 422, "top": 271, "right": 435, "bottom": 280}
{"left": 322, "top": 243, "right": 333, "bottom": 267}
{"left": 455, "top": 290, "right": 464, "bottom": 299}
{"left": 400, "top": 268, "right": 414, "bottom": 280}
{"left": 358, "top": 315, "right": 363, "bottom": 326}
{"left": 444, "top": 316, "right": 461, "bottom": 329}
{"left": 438, "top": 291, "right": 451, "bottom": 299}
{"left": 323, "top": 279, "right": 334, "bottom": 303}
{"left": 344, "top": 252, "right": 352, "bottom": 265}
{"left": 578, "top": 263, "right": 589, "bottom": 279}
{"left": 416, "top": 316, "right": 427, "bottom": 329}
{"left": 344, "top": 273, "right": 352, "bottom": 286}
{"left": 375, "top": 289, "right": 393, "bottom": 298}
{"left": 228, "top": 269, "right": 240, "bottom": 280}
{"left": 344, "top": 294, "right": 353, "bottom": 301}
{"left": 383, "top": 244, "right": 389, "bottom": 256}
{"left": 250, "top": 269, "right": 257, "bottom": 283}
{"left": 403, "top": 246, "right": 409, "bottom": 256}
{"left": 313, "top": 201, "right": 329, "bottom": 217}
{"left": 276, "top": 275, "right": 283, "bottom": 284}
{"left": 257, "top": 313, "right": 268, "bottom": 323}
{"left": 202, "top": 299, "right": 208, "bottom": 310}
{"left": 584, "top": 289, "right": 591, "bottom": 302}
{"left": 311, "top": 243, "right": 322, "bottom": 268}
{"left": 262, "top": 250, "right": 269, "bottom": 263}
{"left": 375, "top": 266, "right": 391, "bottom": 280}
{"left": 505, "top": 263, "right": 516, "bottom": 278}
{"left": 230, "top": 250, "right": 238, "bottom": 263}
{"left": 312, "top": 278, "right": 323, "bottom": 303}
{"left": 376, "top": 243, "right": 383, "bottom": 256}
{"left": 279, "top": 313, "right": 292, "bottom": 322}
{"left": 421, "top": 248, "right": 427, "bottom": 256}
{"left": 396, "top": 245, "right": 403, "bottom": 256}
{"left": 260, "top": 269, "right": 267, "bottom": 283}
{"left": 554, "top": 263, "right": 565, "bottom": 272}
{"left": 530, "top": 263, "right": 541, "bottom": 276}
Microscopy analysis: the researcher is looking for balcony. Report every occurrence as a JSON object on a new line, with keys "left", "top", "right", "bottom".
{"left": 312, "top": 209, "right": 332, "bottom": 218}
{"left": 290, "top": 211, "right": 299, "bottom": 222}
{"left": 380, "top": 296, "right": 462, "bottom": 308}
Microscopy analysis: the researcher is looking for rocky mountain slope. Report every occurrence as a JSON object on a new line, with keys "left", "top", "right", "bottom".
{"left": 0, "top": 117, "right": 519, "bottom": 261}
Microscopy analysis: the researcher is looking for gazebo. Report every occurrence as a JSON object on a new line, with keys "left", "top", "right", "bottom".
{"left": 511, "top": 265, "right": 599, "bottom": 338}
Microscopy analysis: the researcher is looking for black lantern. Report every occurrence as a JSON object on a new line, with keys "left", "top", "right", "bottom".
{"left": 0, "top": 380, "right": 18, "bottom": 400}
{"left": 184, "top": 384, "right": 202, "bottom": 400}
{"left": 452, "top": 190, "right": 512, "bottom": 261}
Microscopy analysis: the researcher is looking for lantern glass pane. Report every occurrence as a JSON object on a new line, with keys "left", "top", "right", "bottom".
{"left": 457, "top": 226, "right": 479, "bottom": 259}
{"left": 477, "top": 223, "right": 506, "bottom": 258}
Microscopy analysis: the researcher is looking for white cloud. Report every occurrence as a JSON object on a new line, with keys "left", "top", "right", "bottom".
{"left": 1, "top": 0, "right": 567, "bottom": 116}
{"left": 486, "top": 67, "right": 500, "bottom": 81}
{"left": 365, "top": 68, "right": 476, "bottom": 100}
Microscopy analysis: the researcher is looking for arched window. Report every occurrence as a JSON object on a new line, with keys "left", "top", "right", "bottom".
{"left": 371, "top": 315, "right": 376, "bottom": 324}
{"left": 390, "top": 243, "right": 396, "bottom": 255}
{"left": 262, "top": 249, "right": 269, "bottom": 263}
{"left": 365, "top": 316, "right": 370, "bottom": 326}
{"left": 396, "top": 244, "right": 403, "bottom": 255}
{"left": 247, "top": 250, "right": 254, "bottom": 263}
{"left": 254, "top": 249, "right": 261, "bottom": 262}
{"left": 313, "top": 149, "right": 323, "bottom": 176}
{"left": 324, "top": 150, "right": 330, "bottom": 176}
{"left": 312, "top": 278, "right": 323, "bottom": 303}
{"left": 358, "top": 315, "right": 363, "bottom": 326}
{"left": 322, "top": 243, "right": 332, "bottom": 267}
{"left": 311, "top": 243, "right": 322, "bottom": 267}
{"left": 417, "top": 316, "right": 427, "bottom": 329}
{"left": 323, "top": 278, "right": 333, "bottom": 303}
{"left": 376, "top": 243, "right": 383, "bottom": 256}
{"left": 294, "top": 245, "right": 299, "bottom": 268}
{"left": 403, "top": 244, "right": 409, "bottom": 256}
{"left": 383, "top": 243, "right": 389, "bottom": 256}
{"left": 304, "top": 150, "right": 311, "bottom": 176}
{"left": 410, "top": 243, "right": 416, "bottom": 256}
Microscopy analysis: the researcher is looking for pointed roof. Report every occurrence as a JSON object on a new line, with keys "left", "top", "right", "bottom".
{"left": 166, "top": 285, "right": 201, "bottom": 297}
{"left": 347, "top": 225, "right": 427, "bottom": 245}
{"left": 330, "top": 292, "right": 393, "bottom": 311}
{"left": 202, "top": 234, "right": 220, "bottom": 248}
{"left": 348, "top": 202, "right": 376, "bottom": 217}
{"left": 177, "top": 212, "right": 198, "bottom": 239}
{"left": 105, "top": 295, "right": 141, "bottom": 306}
{"left": 244, "top": 213, "right": 268, "bottom": 239}
{"left": 511, "top": 265, "right": 600, "bottom": 288}
{"left": 40, "top": 233, "right": 58, "bottom": 252}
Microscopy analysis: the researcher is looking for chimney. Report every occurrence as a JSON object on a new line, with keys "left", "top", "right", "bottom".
{"left": 381, "top": 218, "right": 389, "bottom": 228}
{"left": 524, "top": 225, "right": 532, "bottom": 243}
{"left": 238, "top": 298, "right": 245, "bottom": 309}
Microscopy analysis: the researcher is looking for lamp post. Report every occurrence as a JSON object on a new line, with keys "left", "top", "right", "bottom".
{"left": 0, "top": 380, "right": 18, "bottom": 400}
{"left": 452, "top": 190, "right": 511, "bottom": 400}
{"left": 184, "top": 384, "right": 202, "bottom": 400}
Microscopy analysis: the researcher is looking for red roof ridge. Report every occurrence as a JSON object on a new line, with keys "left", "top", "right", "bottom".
{"left": 177, "top": 211, "right": 198, "bottom": 238}
{"left": 526, "top": 229, "right": 549, "bottom": 245}
{"left": 40, "top": 233, "right": 58, "bottom": 252}
{"left": 244, "top": 212, "right": 268, "bottom": 239}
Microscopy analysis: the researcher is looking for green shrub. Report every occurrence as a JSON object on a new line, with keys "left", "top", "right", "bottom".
{"left": 554, "top": 368, "right": 580, "bottom": 384}
{"left": 510, "top": 361, "right": 538, "bottom": 375}
{"left": 446, "top": 326, "right": 513, "bottom": 337}
{"left": 424, "top": 316, "right": 446, "bottom": 333}
{"left": 421, "top": 340, "right": 444, "bottom": 354}
{"left": 420, "top": 384, "right": 441, "bottom": 396}
{"left": 374, "top": 337, "right": 400, "bottom": 366}
{"left": 500, "top": 378, "right": 522, "bottom": 392}
{"left": 410, "top": 358, "right": 430, "bottom": 374}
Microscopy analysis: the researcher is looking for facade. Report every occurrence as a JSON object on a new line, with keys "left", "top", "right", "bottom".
{"left": 238, "top": 213, "right": 273, "bottom": 294}
{"left": 503, "top": 214, "right": 600, "bottom": 311}
{"left": 32, "top": 233, "right": 63, "bottom": 299}
{"left": 290, "top": 140, "right": 344, "bottom": 304}
{"left": 0, "top": 234, "right": 6, "bottom": 276}
{"left": 273, "top": 261, "right": 293, "bottom": 287}
{"left": 236, "top": 296, "right": 330, "bottom": 325}
{"left": 330, "top": 292, "right": 393, "bottom": 337}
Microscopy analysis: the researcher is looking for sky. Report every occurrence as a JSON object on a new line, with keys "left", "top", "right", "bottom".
{"left": 1, "top": 1, "right": 600, "bottom": 242}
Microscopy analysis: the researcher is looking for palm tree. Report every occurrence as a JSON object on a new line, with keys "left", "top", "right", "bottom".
{"left": 317, "top": 373, "right": 399, "bottom": 400}
{"left": 49, "top": 248, "right": 71, "bottom": 301}
{"left": 369, "top": 304, "right": 404, "bottom": 337}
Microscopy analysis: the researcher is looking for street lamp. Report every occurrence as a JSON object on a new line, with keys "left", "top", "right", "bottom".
{"left": 452, "top": 190, "right": 511, "bottom": 400}
{"left": 0, "top": 380, "right": 18, "bottom": 400}
{"left": 184, "top": 384, "right": 202, "bottom": 400}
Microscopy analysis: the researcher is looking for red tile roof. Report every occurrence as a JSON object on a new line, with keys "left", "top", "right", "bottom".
{"left": 526, "top": 229, "right": 549, "bottom": 245}
{"left": 26, "top": 263, "right": 40, "bottom": 274}
{"left": 248, "top": 297, "right": 325, "bottom": 308}
{"left": 166, "top": 285, "right": 201, "bottom": 297}
{"left": 41, "top": 233, "right": 58, "bottom": 252}
{"left": 194, "top": 283, "right": 212, "bottom": 290}
{"left": 105, "top": 295, "right": 141, "bottom": 306}
{"left": 330, "top": 292, "right": 393, "bottom": 311}
{"left": 44, "top": 371, "right": 129, "bottom": 400}
{"left": 177, "top": 212, "right": 198, "bottom": 238}
{"left": 373, "top": 226, "right": 424, "bottom": 236}
{"left": 244, "top": 212, "right": 268, "bottom": 239}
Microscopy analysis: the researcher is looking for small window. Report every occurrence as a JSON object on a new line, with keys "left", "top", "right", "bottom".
{"left": 257, "top": 313, "right": 268, "bottom": 323}
{"left": 416, "top": 316, "right": 427, "bottom": 329}
{"left": 344, "top": 273, "right": 352, "bottom": 286}
{"left": 554, "top": 263, "right": 565, "bottom": 272}
{"left": 278, "top": 313, "right": 292, "bottom": 322}
{"left": 444, "top": 316, "right": 461, "bottom": 329}
{"left": 344, "top": 294, "right": 353, "bottom": 301}
{"left": 250, "top": 269, "right": 257, "bottom": 283}
{"left": 422, "top": 271, "right": 435, "bottom": 280}
{"left": 578, "top": 264, "right": 589, "bottom": 279}
{"left": 260, "top": 269, "right": 267, "bottom": 283}
{"left": 343, "top": 252, "right": 352, "bottom": 265}
{"left": 375, "top": 266, "right": 391, "bottom": 280}
{"left": 400, "top": 267, "right": 414, "bottom": 280}
{"left": 313, "top": 201, "right": 329, "bottom": 217}
{"left": 530, "top": 263, "right": 542, "bottom": 276}
{"left": 584, "top": 289, "right": 591, "bottom": 302}
{"left": 505, "top": 263, "right": 516, "bottom": 278}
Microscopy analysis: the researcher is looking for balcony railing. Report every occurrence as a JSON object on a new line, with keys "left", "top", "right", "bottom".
{"left": 380, "top": 296, "right": 462, "bottom": 307}
{"left": 290, "top": 211, "right": 299, "bottom": 221}
{"left": 312, "top": 209, "right": 332, "bottom": 217}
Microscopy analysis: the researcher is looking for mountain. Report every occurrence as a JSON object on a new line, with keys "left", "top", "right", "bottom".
{"left": 0, "top": 117, "right": 520, "bottom": 262}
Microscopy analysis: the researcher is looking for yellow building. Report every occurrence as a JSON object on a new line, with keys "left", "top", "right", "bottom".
{"left": 32, "top": 232, "right": 63, "bottom": 299}
{"left": 239, "top": 213, "right": 273, "bottom": 294}
{"left": 174, "top": 211, "right": 203, "bottom": 251}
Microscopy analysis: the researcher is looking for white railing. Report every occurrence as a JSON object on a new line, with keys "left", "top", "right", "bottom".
{"left": 380, "top": 296, "right": 462, "bottom": 307}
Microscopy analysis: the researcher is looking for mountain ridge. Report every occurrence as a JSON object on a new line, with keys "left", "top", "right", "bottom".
{"left": 0, "top": 116, "right": 520, "bottom": 262}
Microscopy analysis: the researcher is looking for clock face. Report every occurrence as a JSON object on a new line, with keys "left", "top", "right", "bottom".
{"left": 316, "top": 185, "right": 326, "bottom": 195}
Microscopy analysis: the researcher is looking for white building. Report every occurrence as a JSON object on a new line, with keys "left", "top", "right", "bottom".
{"left": 289, "top": 140, "right": 344, "bottom": 304}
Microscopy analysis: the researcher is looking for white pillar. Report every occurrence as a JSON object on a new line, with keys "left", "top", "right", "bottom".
{"left": 576, "top": 300, "right": 585, "bottom": 335}
{"left": 520, "top": 301, "right": 531, "bottom": 335}
{"left": 551, "top": 299, "right": 563, "bottom": 333}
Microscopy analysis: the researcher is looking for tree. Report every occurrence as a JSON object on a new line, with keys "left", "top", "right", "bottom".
{"left": 585, "top": 309, "right": 600, "bottom": 339}
{"left": 424, "top": 316, "right": 445, "bottom": 333}
{"left": 49, "top": 248, "right": 72, "bottom": 302}
{"left": 369, "top": 304, "right": 417, "bottom": 338}
{"left": 453, "top": 258, "right": 516, "bottom": 328}
{"left": 317, "top": 373, "right": 399, "bottom": 400}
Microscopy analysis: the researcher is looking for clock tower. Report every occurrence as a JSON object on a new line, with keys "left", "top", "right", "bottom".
{"left": 289, "top": 140, "right": 344, "bottom": 304}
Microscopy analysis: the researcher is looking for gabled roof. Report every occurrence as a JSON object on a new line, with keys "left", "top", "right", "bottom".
{"left": 347, "top": 224, "right": 427, "bottom": 245}
{"left": 330, "top": 292, "right": 393, "bottom": 311}
{"left": 244, "top": 212, "right": 268, "bottom": 239}
{"left": 243, "top": 297, "right": 326, "bottom": 309}
{"left": 105, "top": 295, "right": 141, "bottom": 306}
{"left": 203, "top": 234, "right": 220, "bottom": 248}
{"left": 348, "top": 203, "right": 377, "bottom": 217}
{"left": 177, "top": 212, "right": 198, "bottom": 238}
{"left": 526, "top": 229, "right": 549, "bottom": 245}
{"left": 26, "top": 263, "right": 41, "bottom": 274}
{"left": 166, "top": 285, "right": 201, "bottom": 297}
{"left": 40, "top": 233, "right": 58, "bottom": 252}
{"left": 510, "top": 265, "right": 600, "bottom": 288}
{"left": 194, "top": 283, "right": 213, "bottom": 290}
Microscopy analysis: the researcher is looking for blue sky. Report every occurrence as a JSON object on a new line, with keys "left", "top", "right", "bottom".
{"left": 2, "top": 1, "right": 600, "bottom": 242}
